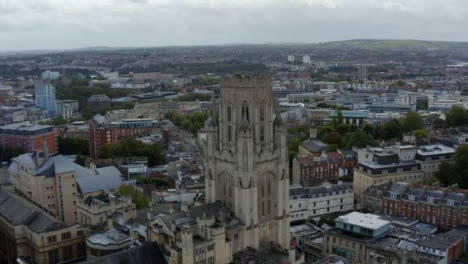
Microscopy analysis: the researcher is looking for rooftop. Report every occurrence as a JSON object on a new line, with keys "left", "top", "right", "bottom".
{"left": 336, "top": 212, "right": 390, "bottom": 231}
{"left": 300, "top": 139, "right": 328, "bottom": 153}
{"left": 0, "top": 188, "right": 66, "bottom": 233}
{"left": 87, "top": 229, "right": 131, "bottom": 246}
{"left": 417, "top": 144, "right": 455, "bottom": 156}
{"left": 0, "top": 122, "right": 53, "bottom": 133}
{"left": 11, "top": 154, "right": 124, "bottom": 194}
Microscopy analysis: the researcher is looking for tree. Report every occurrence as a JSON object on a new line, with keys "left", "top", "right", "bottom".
{"left": 58, "top": 137, "right": 89, "bottom": 156}
{"left": 382, "top": 119, "right": 403, "bottom": 141}
{"left": 0, "top": 146, "right": 25, "bottom": 162}
{"left": 401, "top": 111, "right": 424, "bottom": 132}
{"left": 99, "top": 138, "right": 164, "bottom": 166}
{"left": 343, "top": 130, "right": 377, "bottom": 149}
{"left": 455, "top": 145, "right": 468, "bottom": 188}
{"left": 166, "top": 111, "right": 210, "bottom": 135}
{"left": 288, "top": 137, "right": 302, "bottom": 168}
{"left": 416, "top": 100, "right": 428, "bottom": 111}
{"left": 118, "top": 185, "right": 149, "bottom": 209}
{"left": 434, "top": 162, "right": 457, "bottom": 187}
{"left": 413, "top": 129, "right": 428, "bottom": 145}
{"left": 445, "top": 106, "right": 467, "bottom": 127}
{"left": 323, "top": 131, "right": 343, "bottom": 148}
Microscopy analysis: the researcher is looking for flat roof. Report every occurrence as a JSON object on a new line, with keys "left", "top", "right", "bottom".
{"left": 359, "top": 159, "right": 419, "bottom": 169}
{"left": 0, "top": 122, "right": 52, "bottom": 133}
{"left": 336, "top": 212, "right": 390, "bottom": 230}
{"left": 417, "top": 144, "right": 455, "bottom": 156}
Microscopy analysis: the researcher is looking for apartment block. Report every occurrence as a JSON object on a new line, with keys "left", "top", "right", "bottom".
{"left": 89, "top": 124, "right": 117, "bottom": 159}
{"left": 0, "top": 122, "right": 58, "bottom": 154}
{"left": 362, "top": 181, "right": 468, "bottom": 230}
{"left": 289, "top": 183, "right": 354, "bottom": 222}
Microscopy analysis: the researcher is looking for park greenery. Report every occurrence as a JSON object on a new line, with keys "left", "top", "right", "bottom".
{"left": 0, "top": 146, "right": 25, "bottom": 163}
{"left": 39, "top": 116, "right": 68, "bottom": 126}
{"left": 99, "top": 138, "right": 164, "bottom": 166}
{"left": 445, "top": 106, "right": 468, "bottom": 127}
{"left": 166, "top": 111, "right": 210, "bottom": 135}
{"left": 118, "top": 185, "right": 149, "bottom": 209}
{"left": 287, "top": 110, "right": 427, "bottom": 165}
{"left": 56, "top": 81, "right": 127, "bottom": 105}
{"left": 137, "top": 177, "right": 174, "bottom": 189}
{"left": 434, "top": 145, "right": 468, "bottom": 188}
{"left": 57, "top": 137, "right": 89, "bottom": 156}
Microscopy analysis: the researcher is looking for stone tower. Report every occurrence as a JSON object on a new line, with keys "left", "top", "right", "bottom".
{"left": 202, "top": 75, "right": 290, "bottom": 251}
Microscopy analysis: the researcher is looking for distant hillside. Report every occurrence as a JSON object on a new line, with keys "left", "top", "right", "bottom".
{"left": 311, "top": 39, "right": 468, "bottom": 51}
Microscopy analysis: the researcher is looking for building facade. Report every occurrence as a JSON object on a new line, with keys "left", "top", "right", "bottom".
{"left": 354, "top": 147, "right": 424, "bottom": 199}
{"left": 89, "top": 124, "right": 117, "bottom": 159}
{"left": 35, "top": 83, "right": 57, "bottom": 118}
{"left": 293, "top": 152, "right": 356, "bottom": 186}
{"left": 0, "top": 122, "right": 58, "bottom": 154}
{"left": 289, "top": 183, "right": 354, "bottom": 222}
{"left": 323, "top": 212, "right": 390, "bottom": 263}
{"left": 362, "top": 182, "right": 468, "bottom": 231}
{"left": 77, "top": 193, "right": 136, "bottom": 228}
{"left": 415, "top": 145, "right": 455, "bottom": 180}
{"left": 111, "top": 118, "right": 158, "bottom": 139}
{"left": 56, "top": 100, "right": 79, "bottom": 119}
{"left": 0, "top": 189, "right": 86, "bottom": 264}
{"left": 202, "top": 75, "right": 290, "bottom": 251}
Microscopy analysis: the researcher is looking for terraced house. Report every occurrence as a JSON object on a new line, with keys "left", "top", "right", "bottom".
{"left": 362, "top": 182, "right": 468, "bottom": 230}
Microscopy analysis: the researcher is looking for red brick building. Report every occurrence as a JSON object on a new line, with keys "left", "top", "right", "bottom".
{"left": 362, "top": 182, "right": 468, "bottom": 230}
{"left": 0, "top": 122, "right": 58, "bottom": 154}
{"left": 292, "top": 151, "right": 357, "bottom": 186}
{"left": 89, "top": 125, "right": 117, "bottom": 159}
{"left": 110, "top": 118, "right": 158, "bottom": 139}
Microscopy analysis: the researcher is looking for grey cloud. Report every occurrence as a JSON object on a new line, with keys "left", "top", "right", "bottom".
{"left": 0, "top": 0, "right": 467, "bottom": 50}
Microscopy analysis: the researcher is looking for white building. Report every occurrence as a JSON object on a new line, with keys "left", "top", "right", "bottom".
{"left": 289, "top": 183, "right": 354, "bottom": 222}
{"left": 56, "top": 100, "right": 79, "bottom": 119}
{"left": 41, "top": 70, "right": 60, "bottom": 80}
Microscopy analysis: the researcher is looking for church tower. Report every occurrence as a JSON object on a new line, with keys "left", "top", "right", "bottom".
{"left": 202, "top": 75, "right": 290, "bottom": 251}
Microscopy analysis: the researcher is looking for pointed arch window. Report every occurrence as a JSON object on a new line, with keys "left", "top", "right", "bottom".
{"left": 241, "top": 101, "right": 249, "bottom": 122}
{"left": 260, "top": 104, "right": 265, "bottom": 142}
{"left": 227, "top": 105, "right": 232, "bottom": 142}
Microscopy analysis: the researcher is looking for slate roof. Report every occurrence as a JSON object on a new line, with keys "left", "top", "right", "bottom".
{"left": 82, "top": 242, "right": 167, "bottom": 264}
{"left": 290, "top": 184, "right": 352, "bottom": 199}
{"left": 0, "top": 188, "right": 65, "bottom": 233}
{"left": 300, "top": 140, "right": 328, "bottom": 153}
{"left": 12, "top": 154, "right": 124, "bottom": 194}
{"left": 417, "top": 229, "right": 468, "bottom": 250}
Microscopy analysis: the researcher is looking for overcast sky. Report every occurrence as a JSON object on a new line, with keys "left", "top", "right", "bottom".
{"left": 1, "top": 0, "right": 467, "bottom": 51}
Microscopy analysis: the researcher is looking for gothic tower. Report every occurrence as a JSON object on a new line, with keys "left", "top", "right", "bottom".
{"left": 202, "top": 75, "right": 290, "bottom": 251}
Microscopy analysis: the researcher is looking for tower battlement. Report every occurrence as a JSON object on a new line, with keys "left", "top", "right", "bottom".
{"left": 221, "top": 74, "right": 271, "bottom": 89}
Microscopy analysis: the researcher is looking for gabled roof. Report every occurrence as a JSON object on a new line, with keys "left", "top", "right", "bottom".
{"left": 13, "top": 153, "right": 124, "bottom": 194}
{"left": 82, "top": 242, "right": 167, "bottom": 264}
{"left": 0, "top": 188, "right": 66, "bottom": 233}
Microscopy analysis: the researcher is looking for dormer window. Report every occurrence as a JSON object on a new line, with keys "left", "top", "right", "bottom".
{"left": 408, "top": 195, "right": 415, "bottom": 201}
{"left": 448, "top": 200, "right": 455, "bottom": 206}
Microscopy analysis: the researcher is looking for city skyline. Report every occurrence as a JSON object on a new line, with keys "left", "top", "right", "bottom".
{"left": 2, "top": 0, "right": 468, "bottom": 51}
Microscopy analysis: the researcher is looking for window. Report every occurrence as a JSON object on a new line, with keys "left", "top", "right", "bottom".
{"left": 61, "top": 232, "right": 71, "bottom": 240}
{"left": 47, "top": 235, "right": 57, "bottom": 244}
{"left": 48, "top": 249, "right": 59, "bottom": 264}
{"left": 77, "top": 230, "right": 84, "bottom": 237}
{"left": 63, "top": 246, "right": 73, "bottom": 261}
